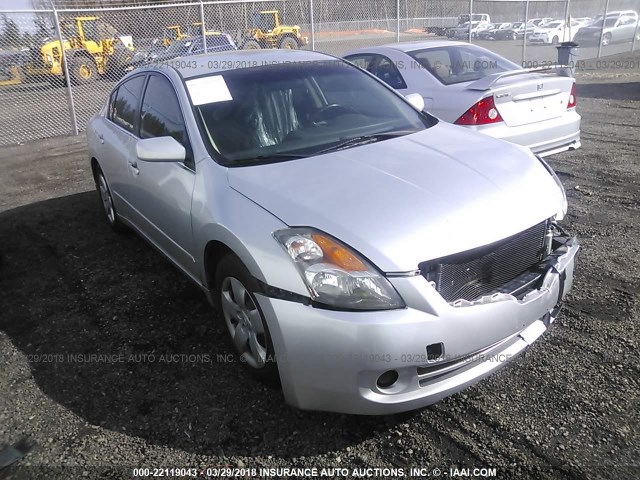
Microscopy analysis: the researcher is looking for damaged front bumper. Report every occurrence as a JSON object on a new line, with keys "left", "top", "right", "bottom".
{"left": 256, "top": 234, "right": 579, "bottom": 415}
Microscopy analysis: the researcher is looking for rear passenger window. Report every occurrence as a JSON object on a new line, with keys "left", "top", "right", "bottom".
{"left": 110, "top": 75, "right": 145, "bottom": 133}
{"left": 140, "top": 74, "right": 194, "bottom": 169}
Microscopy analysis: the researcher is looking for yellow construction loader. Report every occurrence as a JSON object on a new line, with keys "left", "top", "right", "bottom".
{"left": 236, "top": 10, "right": 308, "bottom": 49}
{"left": 24, "top": 16, "right": 134, "bottom": 85}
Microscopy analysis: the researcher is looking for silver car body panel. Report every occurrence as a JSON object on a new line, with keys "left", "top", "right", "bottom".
{"left": 87, "top": 49, "right": 578, "bottom": 414}
{"left": 343, "top": 42, "right": 581, "bottom": 156}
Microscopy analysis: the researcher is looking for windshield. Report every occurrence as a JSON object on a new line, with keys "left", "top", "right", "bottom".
{"left": 592, "top": 18, "right": 619, "bottom": 28}
{"left": 408, "top": 45, "right": 519, "bottom": 86}
{"left": 190, "top": 61, "right": 432, "bottom": 166}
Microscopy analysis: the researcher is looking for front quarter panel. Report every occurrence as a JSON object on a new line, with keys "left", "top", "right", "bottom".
{"left": 191, "top": 159, "right": 309, "bottom": 298}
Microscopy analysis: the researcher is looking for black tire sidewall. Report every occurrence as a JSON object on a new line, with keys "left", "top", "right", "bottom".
{"left": 95, "top": 165, "right": 126, "bottom": 232}
{"left": 279, "top": 36, "right": 298, "bottom": 49}
{"left": 70, "top": 56, "right": 97, "bottom": 84}
{"left": 214, "top": 254, "right": 279, "bottom": 383}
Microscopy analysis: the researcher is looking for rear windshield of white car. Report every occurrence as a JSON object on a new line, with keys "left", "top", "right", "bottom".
{"left": 188, "top": 60, "right": 435, "bottom": 166}
{"left": 408, "top": 45, "right": 520, "bottom": 86}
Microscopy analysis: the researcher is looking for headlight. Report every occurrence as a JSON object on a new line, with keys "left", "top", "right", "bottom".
{"left": 274, "top": 228, "right": 405, "bottom": 311}
{"left": 45, "top": 54, "right": 53, "bottom": 63}
{"left": 536, "top": 154, "right": 567, "bottom": 221}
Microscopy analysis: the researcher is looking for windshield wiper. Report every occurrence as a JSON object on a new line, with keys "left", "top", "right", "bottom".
{"left": 230, "top": 152, "right": 309, "bottom": 166}
{"left": 314, "top": 130, "right": 419, "bottom": 156}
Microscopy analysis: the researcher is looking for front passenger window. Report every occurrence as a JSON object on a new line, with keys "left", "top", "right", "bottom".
{"left": 140, "top": 74, "right": 194, "bottom": 169}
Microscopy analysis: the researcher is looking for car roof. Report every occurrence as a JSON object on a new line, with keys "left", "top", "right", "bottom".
{"left": 166, "top": 49, "right": 336, "bottom": 78}
{"left": 377, "top": 40, "right": 472, "bottom": 52}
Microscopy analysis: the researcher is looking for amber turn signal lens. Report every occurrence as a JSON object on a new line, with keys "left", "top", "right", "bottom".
{"left": 311, "top": 234, "right": 368, "bottom": 271}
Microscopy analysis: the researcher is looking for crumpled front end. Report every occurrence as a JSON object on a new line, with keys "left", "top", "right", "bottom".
{"left": 256, "top": 223, "right": 579, "bottom": 414}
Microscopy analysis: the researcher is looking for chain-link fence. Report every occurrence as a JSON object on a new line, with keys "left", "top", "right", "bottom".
{"left": 0, "top": 0, "right": 638, "bottom": 145}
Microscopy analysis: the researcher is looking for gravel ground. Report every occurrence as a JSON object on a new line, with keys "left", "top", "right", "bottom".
{"left": 0, "top": 51, "right": 639, "bottom": 480}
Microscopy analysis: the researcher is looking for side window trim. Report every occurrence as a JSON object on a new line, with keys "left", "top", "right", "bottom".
{"left": 140, "top": 72, "right": 195, "bottom": 171}
{"left": 106, "top": 73, "right": 147, "bottom": 137}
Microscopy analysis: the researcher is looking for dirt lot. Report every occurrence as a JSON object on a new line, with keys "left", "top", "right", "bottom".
{"left": 0, "top": 53, "right": 638, "bottom": 479}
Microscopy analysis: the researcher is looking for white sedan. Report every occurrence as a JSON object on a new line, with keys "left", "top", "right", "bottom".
{"left": 344, "top": 41, "right": 581, "bottom": 156}
{"left": 528, "top": 20, "right": 582, "bottom": 44}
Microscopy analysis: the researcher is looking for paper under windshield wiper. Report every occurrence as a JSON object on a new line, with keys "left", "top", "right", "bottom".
{"left": 315, "top": 130, "right": 417, "bottom": 155}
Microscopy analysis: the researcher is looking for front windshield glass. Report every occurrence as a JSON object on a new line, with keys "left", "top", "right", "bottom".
{"left": 190, "top": 61, "right": 433, "bottom": 166}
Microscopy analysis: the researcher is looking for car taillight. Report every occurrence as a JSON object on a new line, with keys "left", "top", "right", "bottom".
{"left": 454, "top": 96, "right": 503, "bottom": 126}
{"left": 567, "top": 83, "right": 577, "bottom": 109}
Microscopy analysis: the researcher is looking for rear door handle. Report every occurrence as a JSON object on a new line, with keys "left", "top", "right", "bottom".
{"left": 97, "top": 133, "right": 104, "bottom": 144}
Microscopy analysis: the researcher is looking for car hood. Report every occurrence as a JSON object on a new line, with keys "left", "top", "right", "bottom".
{"left": 227, "top": 123, "right": 564, "bottom": 272}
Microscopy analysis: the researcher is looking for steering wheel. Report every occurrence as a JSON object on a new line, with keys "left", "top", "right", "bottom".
{"left": 311, "top": 103, "right": 359, "bottom": 123}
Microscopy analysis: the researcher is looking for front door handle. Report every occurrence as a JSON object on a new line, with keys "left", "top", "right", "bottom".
{"left": 128, "top": 159, "right": 139, "bottom": 175}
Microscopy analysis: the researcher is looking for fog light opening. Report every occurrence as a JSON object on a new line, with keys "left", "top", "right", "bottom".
{"left": 426, "top": 342, "right": 445, "bottom": 362}
{"left": 376, "top": 370, "right": 399, "bottom": 389}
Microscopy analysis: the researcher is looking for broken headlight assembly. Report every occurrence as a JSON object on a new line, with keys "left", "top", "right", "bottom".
{"left": 536, "top": 154, "right": 567, "bottom": 221}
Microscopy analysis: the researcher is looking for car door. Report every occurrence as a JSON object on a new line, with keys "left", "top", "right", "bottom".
{"left": 99, "top": 74, "right": 147, "bottom": 222}
{"left": 616, "top": 15, "right": 636, "bottom": 41}
{"left": 125, "top": 72, "right": 198, "bottom": 277}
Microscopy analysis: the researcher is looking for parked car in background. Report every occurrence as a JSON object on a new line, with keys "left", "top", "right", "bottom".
{"left": 574, "top": 11, "right": 640, "bottom": 46}
{"left": 445, "top": 14, "right": 491, "bottom": 38}
{"left": 477, "top": 23, "right": 513, "bottom": 40}
{"left": 344, "top": 41, "right": 581, "bottom": 156}
{"left": 451, "top": 21, "right": 493, "bottom": 39}
{"left": 87, "top": 48, "right": 578, "bottom": 414}
{"left": 528, "top": 20, "right": 582, "bottom": 44}
{"left": 129, "top": 33, "right": 236, "bottom": 69}
{"left": 496, "top": 22, "right": 535, "bottom": 40}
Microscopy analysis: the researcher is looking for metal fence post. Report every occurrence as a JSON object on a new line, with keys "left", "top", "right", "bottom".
{"left": 200, "top": 0, "right": 207, "bottom": 53}
{"left": 309, "top": 0, "right": 315, "bottom": 51}
{"left": 468, "top": 0, "right": 473, "bottom": 44}
{"left": 565, "top": 0, "right": 572, "bottom": 41}
{"left": 522, "top": 0, "right": 529, "bottom": 66}
{"left": 51, "top": 1, "right": 78, "bottom": 136}
{"left": 597, "top": 0, "right": 610, "bottom": 58}
{"left": 631, "top": 15, "right": 639, "bottom": 52}
{"left": 396, "top": 0, "right": 400, "bottom": 42}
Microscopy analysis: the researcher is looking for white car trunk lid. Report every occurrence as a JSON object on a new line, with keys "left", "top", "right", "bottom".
{"left": 487, "top": 75, "right": 573, "bottom": 127}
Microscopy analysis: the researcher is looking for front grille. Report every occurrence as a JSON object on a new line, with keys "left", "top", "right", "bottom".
{"left": 421, "top": 221, "right": 547, "bottom": 303}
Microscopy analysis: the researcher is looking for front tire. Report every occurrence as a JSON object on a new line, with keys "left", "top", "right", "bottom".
{"left": 215, "top": 254, "right": 278, "bottom": 383}
{"left": 552, "top": 35, "right": 559, "bottom": 45}
{"left": 70, "top": 56, "right": 97, "bottom": 85}
{"left": 242, "top": 39, "right": 261, "bottom": 50}
{"left": 278, "top": 36, "right": 299, "bottom": 49}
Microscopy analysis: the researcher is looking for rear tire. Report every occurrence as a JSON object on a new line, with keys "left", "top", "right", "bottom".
{"left": 95, "top": 165, "right": 127, "bottom": 233}
{"left": 214, "top": 254, "right": 279, "bottom": 384}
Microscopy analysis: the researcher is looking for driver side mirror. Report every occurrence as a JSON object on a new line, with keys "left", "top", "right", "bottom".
{"left": 136, "top": 136, "right": 186, "bottom": 162}
{"left": 405, "top": 93, "right": 425, "bottom": 112}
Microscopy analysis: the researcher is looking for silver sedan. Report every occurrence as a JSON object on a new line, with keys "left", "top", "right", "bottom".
{"left": 87, "top": 49, "right": 578, "bottom": 414}
{"left": 344, "top": 41, "right": 581, "bottom": 157}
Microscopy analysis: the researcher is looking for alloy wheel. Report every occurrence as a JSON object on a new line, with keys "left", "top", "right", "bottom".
{"left": 220, "top": 276, "right": 268, "bottom": 368}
